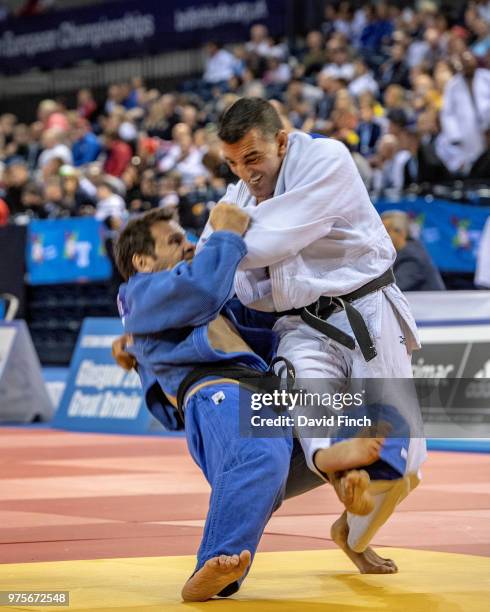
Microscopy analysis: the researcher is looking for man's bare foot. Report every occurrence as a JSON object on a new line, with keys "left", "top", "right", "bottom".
{"left": 330, "top": 512, "right": 397, "bottom": 574}
{"left": 330, "top": 470, "right": 375, "bottom": 516}
{"left": 181, "top": 550, "right": 251, "bottom": 602}
{"left": 314, "top": 437, "right": 384, "bottom": 474}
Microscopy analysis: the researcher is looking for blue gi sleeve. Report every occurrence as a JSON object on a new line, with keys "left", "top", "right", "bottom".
{"left": 122, "top": 231, "right": 247, "bottom": 334}
{"left": 224, "top": 298, "right": 278, "bottom": 330}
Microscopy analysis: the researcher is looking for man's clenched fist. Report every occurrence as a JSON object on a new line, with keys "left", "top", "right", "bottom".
{"left": 209, "top": 202, "right": 250, "bottom": 236}
{"left": 112, "top": 334, "right": 136, "bottom": 371}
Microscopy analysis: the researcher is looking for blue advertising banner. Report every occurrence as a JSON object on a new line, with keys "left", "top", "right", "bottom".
{"left": 376, "top": 198, "right": 490, "bottom": 273}
{"left": 0, "top": 0, "right": 286, "bottom": 74}
{"left": 53, "top": 318, "right": 164, "bottom": 434}
{"left": 26, "top": 217, "right": 112, "bottom": 285}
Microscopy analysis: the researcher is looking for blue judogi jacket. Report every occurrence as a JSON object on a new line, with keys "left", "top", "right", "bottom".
{"left": 118, "top": 231, "right": 278, "bottom": 430}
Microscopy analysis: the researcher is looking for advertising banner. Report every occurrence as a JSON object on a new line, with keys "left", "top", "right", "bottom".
{"left": 0, "top": 0, "right": 286, "bottom": 74}
{"left": 53, "top": 318, "right": 164, "bottom": 434}
{"left": 26, "top": 217, "right": 112, "bottom": 285}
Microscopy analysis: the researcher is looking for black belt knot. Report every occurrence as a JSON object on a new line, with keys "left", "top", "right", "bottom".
{"left": 279, "top": 268, "right": 395, "bottom": 362}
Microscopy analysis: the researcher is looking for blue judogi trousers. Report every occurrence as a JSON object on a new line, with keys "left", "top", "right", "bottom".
{"left": 180, "top": 381, "right": 402, "bottom": 596}
{"left": 184, "top": 382, "right": 293, "bottom": 583}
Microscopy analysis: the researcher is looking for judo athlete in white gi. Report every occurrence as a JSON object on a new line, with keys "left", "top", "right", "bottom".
{"left": 201, "top": 97, "right": 427, "bottom": 565}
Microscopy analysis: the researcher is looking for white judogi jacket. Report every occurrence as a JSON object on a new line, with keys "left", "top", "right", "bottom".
{"left": 202, "top": 132, "right": 396, "bottom": 312}
{"left": 199, "top": 131, "right": 425, "bottom": 479}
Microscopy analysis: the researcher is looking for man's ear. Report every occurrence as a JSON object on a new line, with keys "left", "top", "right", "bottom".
{"left": 132, "top": 252, "right": 153, "bottom": 273}
{"left": 277, "top": 129, "right": 288, "bottom": 157}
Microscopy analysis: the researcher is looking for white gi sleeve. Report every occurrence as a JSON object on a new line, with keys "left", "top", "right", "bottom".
{"left": 234, "top": 268, "right": 275, "bottom": 310}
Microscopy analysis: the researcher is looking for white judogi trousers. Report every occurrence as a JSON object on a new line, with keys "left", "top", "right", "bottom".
{"left": 273, "top": 284, "right": 427, "bottom": 479}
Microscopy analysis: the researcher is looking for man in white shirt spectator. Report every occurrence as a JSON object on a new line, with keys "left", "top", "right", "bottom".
{"left": 263, "top": 56, "right": 292, "bottom": 86}
{"left": 407, "top": 27, "right": 443, "bottom": 69}
{"left": 202, "top": 42, "right": 237, "bottom": 85}
{"left": 158, "top": 123, "right": 209, "bottom": 187}
{"left": 372, "top": 134, "right": 411, "bottom": 197}
{"left": 348, "top": 58, "right": 379, "bottom": 98}
{"left": 245, "top": 23, "right": 273, "bottom": 57}
{"left": 95, "top": 180, "right": 127, "bottom": 223}
{"left": 321, "top": 45, "right": 355, "bottom": 82}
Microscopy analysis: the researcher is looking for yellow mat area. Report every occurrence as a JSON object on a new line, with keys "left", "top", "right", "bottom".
{"left": 1, "top": 548, "right": 489, "bottom": 612}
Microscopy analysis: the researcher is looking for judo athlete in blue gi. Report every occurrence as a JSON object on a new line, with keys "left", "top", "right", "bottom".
{"left": 114, "top": 205, "right": 293, "bottom": 601}
{"left": 113, "top": 206, "right": 409, "bottom": 601}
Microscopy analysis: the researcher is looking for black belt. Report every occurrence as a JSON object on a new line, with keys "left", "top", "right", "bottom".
{"left": 176, "top": 357, "right": 296, "bottom": 422}
{"left": 279, "top": 268, "right": 395, "bottom": 362}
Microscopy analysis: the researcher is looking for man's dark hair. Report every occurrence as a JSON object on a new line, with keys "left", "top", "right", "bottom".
{"left": 387, "top": 108, "right": 408, "bottom": 128}
{"left": 218, "top": 97, "right": 283, "bottom": 144}
{"left": 114, "top": 208, "right": 173, "bottom": 281}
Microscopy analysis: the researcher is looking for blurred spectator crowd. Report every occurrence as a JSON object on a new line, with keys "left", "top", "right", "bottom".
{"left": 1, "top": 0, "right": 489, "bottom": 237}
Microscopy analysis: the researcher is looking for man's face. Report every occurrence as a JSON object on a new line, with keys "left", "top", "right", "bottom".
{"left": 44, "top": 182, "right": 63, "bottom": 203}
{"left": 417, "top": 111, "right": 437, "bottom": 136}
{"left": 22, "top": 191, "right": 43, "bottom": 208}
{"left": 96, "top": 185, "right": 112, "bottom": 201}
{"left": 7, "top": 164, "right": 28, "bottom": 187}
{"left": 332, "top": 47, "right": 348, "bottom": 65}
{"left": 143, "top": 220, "right": 195, "bottom": 272}
{"left": 382, "top": 218, "right": 406, "bottom": 252}
{"left": 221, "top": 128, "right": 288, "bottom": 203}
{"left": 360, "top": 105, "right": 374, "bottom": 123}
{"left": 72, "top": 125, "right": 86, "bottom": 142}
